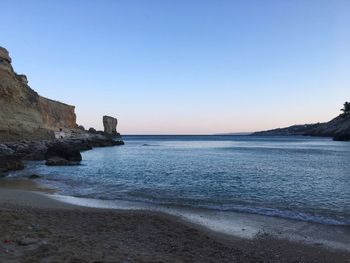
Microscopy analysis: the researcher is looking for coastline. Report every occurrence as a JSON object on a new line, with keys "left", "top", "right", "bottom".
{"left": 49, "top": 193, "right": 350, "bottom": 252}
{"left": 1, "top": 185, "right": 349, "bottom": 262}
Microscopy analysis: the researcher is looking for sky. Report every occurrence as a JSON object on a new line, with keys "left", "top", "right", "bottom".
{"left": 1, "top": 0, "right": 349, "bottom": 134}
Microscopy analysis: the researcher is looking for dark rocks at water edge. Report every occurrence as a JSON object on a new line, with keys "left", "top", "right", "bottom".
{"left": 333, "top": 134, "right": 350, "bottom": 141}
{"left": 28, "top": 174, "right": 41, "bottom": 179}
{"left": 45, "top": 143, "right": 82, "bottom": 166}
{"left": 0, "top": 131, "right": 124, "bottom": 173}
{"left": 0, "top": 144, "right": 24, "bottom": 173}
{"left": 0, "top": 46, "right": 124, "bottom": 173}
{"left": 0, "top": 156, "right": 24, "bottom": 174}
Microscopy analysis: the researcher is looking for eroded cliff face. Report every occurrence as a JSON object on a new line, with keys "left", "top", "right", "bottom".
{"left": 0, "top": 47, "right": 77, "bottom": 142}
{"left": 39, "top": 97, "right": 76, "bottom": 130}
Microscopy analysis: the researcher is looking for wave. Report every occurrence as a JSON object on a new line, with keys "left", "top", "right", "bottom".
{"left": 66, "top": 191, "right": 350, "bottom": 226}
{"left": 197, "top": 203, "right": 350, "bottom": 226}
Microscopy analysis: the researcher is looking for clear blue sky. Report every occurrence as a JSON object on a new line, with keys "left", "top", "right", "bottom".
{"left": 1, "top": 0, "right": 349, "bottom": 134}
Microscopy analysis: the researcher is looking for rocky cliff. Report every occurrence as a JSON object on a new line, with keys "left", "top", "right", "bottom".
{"left": 0, "top": 47, "right": 77, "bottom": 142}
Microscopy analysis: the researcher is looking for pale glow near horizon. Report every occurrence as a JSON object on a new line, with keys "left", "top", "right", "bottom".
{"left": 1, "top": 0, "right": 349, "bottom": 134}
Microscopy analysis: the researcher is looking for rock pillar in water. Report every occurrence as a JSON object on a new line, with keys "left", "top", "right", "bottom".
{"left": 103, "top": 116, "right": 118, "bottom": 135}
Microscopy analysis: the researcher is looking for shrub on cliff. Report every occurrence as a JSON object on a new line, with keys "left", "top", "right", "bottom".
{"left": 341, "top": 102, "right": 350, "bottom": 114}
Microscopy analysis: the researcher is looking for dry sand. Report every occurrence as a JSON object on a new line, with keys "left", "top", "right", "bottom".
{"left": 0, "top": 187, "right": 349, "bottom": 263}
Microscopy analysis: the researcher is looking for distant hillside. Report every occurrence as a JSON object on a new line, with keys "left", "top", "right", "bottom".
{"left": 252, "top": 103, "right": 350, "bottom": 141}
{"left": 214, "top": 132, "right": 252, "bottom": 136}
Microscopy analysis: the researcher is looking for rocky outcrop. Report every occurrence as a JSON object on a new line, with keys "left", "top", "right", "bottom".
{"left": 0, "top": 47, "right": 77, "bottom": 142}
{"left": 0, "top": 143, "right": 24, "bottom": 174}
{"left": 45, "top": 143, "right": 82, "bottom": 166}
{"left": 0, "top": 156, "right": 24, "bottom": 174}
{"left": 103, "top": 116, "right": 118, "bottom": 135}
{"left": 0, "top": 47, "right": 12, "bottom": 73}
{"left": 252, "top": 111, "right": 350, "bottom": 141}
{"left": 0, "top": 46, "right": 125, "bottom": 173}
{"left": 0, "top": 130, "right": 124, "bottom": 172}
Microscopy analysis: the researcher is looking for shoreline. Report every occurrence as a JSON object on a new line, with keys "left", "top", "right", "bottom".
{"left": 1, "top": 186, "right": 350, "bottom": 262}
{"left": 46, "top": 192, "right": 350, "bottom": 252}
{"left": 2, "top": 176, "right": 350, "bottom": 250}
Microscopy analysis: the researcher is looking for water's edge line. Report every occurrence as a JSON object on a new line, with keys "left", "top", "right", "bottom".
{"left": 44, "top": 193, "right": 350, "bottom": 253}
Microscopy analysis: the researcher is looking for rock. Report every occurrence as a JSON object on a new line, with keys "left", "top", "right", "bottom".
{"left": 0, "top": 46, "right": 76, "bottom": 142}
{"left": 24, "top": 141, "right": 49, "bottom": 160}
{"left": 0, "top": 156, "right": 24, "bottom": 173}
{"left": 333, "top": 134, "right": 350, "bottom": 141}
{"left": 88, "top": 127, "right": 97, "bottom": 133}
{"left": 18, "top": 238, "right": 39, "bottom": 246}
{"left": 77, "top": 125, "right": 85, "bottom": 130}
{"left": 6, "top": 157, "right": 24, "bottom": 171}
{"left": 0, "top": 47, "right": 12, "bottom": 63}
{"left": 17, "top": 74, "right": 28, "bottom": 84}
{"left": 45, "top": 143, "right": 82, "bottom": 166}
{"left": 46, "top": 157, "right": 73, "bottom": 166}
{"left": 28, "top": 174, "right": 41, "bottom": 179}
{"left": 86, "top": 134, "right": 124, "bottom": 147}
{"left": 8, "top": 141, "right": 49, "bottom": 160}
{"left": 45, "top": 143, "right": 82, "bottom": 162}
{"left": 0, "top": 142, "right": 25, "bottom": 173}
{"left": 103, "top": 116, "right": 118, "bottom": 135}
{"left": 0, "top": 144, "right": 14, "bottom": 155}
{"left": 60, "top": 139, "right": 92, "bottom": 151}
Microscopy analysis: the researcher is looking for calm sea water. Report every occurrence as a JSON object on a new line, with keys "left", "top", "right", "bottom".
{"left": 16, "top": 135, "right": 350, "bottom": 225}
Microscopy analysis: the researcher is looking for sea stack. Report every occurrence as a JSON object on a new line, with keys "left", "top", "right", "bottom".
{"left": 103, "top": 116, "right": 118, "bottom": 135}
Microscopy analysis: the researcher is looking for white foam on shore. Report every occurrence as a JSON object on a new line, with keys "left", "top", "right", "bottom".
{"left": 48, "top": 194, "right": 350, "bottom": 252}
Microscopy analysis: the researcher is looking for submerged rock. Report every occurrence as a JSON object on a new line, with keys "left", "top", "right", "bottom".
{"left": 28, "top": 174, "right": 41, "bottom": 179}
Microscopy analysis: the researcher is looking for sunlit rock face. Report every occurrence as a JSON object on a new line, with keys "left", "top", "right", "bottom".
{"left": 103, "top": 116, "right": 118, "bottom": 135}
{"left": 0, "top": 46, "right": 77, "bottom": 142}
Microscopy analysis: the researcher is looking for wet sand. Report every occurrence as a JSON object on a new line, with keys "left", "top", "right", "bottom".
{"left": 0, "top": 177, "right": 56, "bottom": 194}
{"left": 0, "top": 187, "right": 350, "bottom": 263}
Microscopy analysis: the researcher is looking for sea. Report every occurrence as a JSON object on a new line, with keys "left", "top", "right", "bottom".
{"left": 11, "top": 135, "right": 350, "bottom": 226}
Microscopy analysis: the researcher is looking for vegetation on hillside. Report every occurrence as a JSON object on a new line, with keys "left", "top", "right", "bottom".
{"left": 341, "top": 102, "right": 350, "bottom": 114}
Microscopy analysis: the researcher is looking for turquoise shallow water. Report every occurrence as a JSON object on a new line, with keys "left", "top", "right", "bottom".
{"left": 13, "top": 135, "right": 350, "bottom": 225}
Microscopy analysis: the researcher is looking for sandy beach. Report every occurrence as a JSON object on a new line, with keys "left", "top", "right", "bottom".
{"left": 0, "top": 183, "right": 349, "bottom": 263}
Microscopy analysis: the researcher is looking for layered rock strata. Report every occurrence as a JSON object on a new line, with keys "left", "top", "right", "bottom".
{"left": 0, "top": 47, "right": 76, "bottom": 142}
{"left": 0, "top": 46, "right": 124, "bottom": 174}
